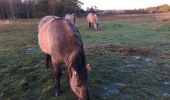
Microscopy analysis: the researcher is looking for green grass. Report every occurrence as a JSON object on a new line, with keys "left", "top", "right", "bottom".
{"left": 0, "top": 15, "right": 170, "bottom": 100}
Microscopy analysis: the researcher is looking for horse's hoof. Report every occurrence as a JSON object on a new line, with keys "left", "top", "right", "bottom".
{"left": 55, "top": 92, "right": 61, "bottom": 96}
{"left": 55, "top": 91, "right": 62, "bottom": 96}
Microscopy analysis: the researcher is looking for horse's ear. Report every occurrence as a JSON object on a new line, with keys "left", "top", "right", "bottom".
{"left": 86, "top": 64, "right": 92, "bottom": 71}
{"left": 73, "top": 70, "right": 77, "bottom": 75}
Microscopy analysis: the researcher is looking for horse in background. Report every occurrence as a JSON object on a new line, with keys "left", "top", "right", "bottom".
{"left": 38, "top": 16, "right": 91, "bottom": 100}
{"left": 65, "top": 13, "right": 76, "bottom": 24}
{"left": 87, "top": 13, "right": 99, "bottom": 31}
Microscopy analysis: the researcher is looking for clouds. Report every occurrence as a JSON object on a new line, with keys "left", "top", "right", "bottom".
{"left": 80, "top": 0, "right": 170, "bottom": 10}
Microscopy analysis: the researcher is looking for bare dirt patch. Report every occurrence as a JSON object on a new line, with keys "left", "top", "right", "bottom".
{"left": 117, "top": 46, "right": 153, "bottom": 56}
{"left": 85, "top": 44, "right": 156, "bottom": 56}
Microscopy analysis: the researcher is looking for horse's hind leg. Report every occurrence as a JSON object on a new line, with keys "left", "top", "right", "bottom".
{"left": 43, "top": 53, "right": 51, "bottom": 68}
{"left": 51, "top": 58, "right": 62, "bottom": 96}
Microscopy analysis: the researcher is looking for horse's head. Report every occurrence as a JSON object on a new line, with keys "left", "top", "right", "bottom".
{"left": 93, "top": 23, "right": 99, "bottom": 31}
{"left": 70, "top": 64, "right": 91, "bottom": 100}
{"left": 72, "top": 13, "right": 76, "bottom": 17}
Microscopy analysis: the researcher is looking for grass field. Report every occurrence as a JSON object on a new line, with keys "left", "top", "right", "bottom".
{"left": 0, "top": 13, "right": 170, "bottom": 100}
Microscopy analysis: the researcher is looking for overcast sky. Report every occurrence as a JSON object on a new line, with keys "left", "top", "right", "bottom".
{"left": 80, "top": 0, "right": 170, "bottom": 10}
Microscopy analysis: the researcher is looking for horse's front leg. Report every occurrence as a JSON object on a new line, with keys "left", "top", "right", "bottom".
{"left": 89, "top": 22, "right": 91, "bottom": 29}
{"left": 92, "top": 24, "right": 95, "bottom": 30}
{"left": 52, "top": 60, "right": 62, "bottom": 96}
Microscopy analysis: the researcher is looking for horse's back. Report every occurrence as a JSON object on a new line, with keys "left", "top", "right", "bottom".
{"left": 38, "top": 16, "right": 81, "bottom": 60}
{"left": 38, "top": 16, "right": 60, "bottom": 30}
{"left": 87, "top": 13, "right": 98, "bottom": 23}
{"left": 38, "top": 16, "right": 55, "bottom": 55}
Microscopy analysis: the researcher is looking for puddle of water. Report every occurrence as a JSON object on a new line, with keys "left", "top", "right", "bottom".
{"left": 132, "top": 55, "right": 152, "bottom": 62}
{"left": 102, "top": 83, "right": 129, "bottom": 98}
{"left": 162, "top": 92, "right": 170, "bottom": 97}
{"left": 103, "top": 86, "right": 120, "bottom": 95}
{"left": 26, "top": 48, "right": 39, "bottom": 53}
{"left": 121, "top": 64, "right": 139, "bottom": 72}
{"left": 132, "top": 55, "right": 141, "bottom": 60}
{"left": 144, "top": 58, "right": 152, "bottom": 62}
{"left": 125, "top": 64, "right": 136, "bottom": 68}
{"left": 162, "top": 81, "right": 170, "bottom": 85}
{"left": 27, "top": 48, "right": 33, "bottom": 51}
{"left": 114, "top": 83, "right": 127, "bottom": 87}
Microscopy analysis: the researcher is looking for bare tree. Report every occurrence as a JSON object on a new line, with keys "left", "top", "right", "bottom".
{"left": 8, "top": 0, "right": 15, "bottom": 19}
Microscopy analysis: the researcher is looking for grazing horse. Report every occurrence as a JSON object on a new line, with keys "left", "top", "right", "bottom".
{"left": 87, "top": 13, "right": 99, "bottom": 31}
{"left": 38, "top": 16, "right": 91, "bottom": 100}
{"left": 65, "top": 13, "right": 76, "bottom": 24}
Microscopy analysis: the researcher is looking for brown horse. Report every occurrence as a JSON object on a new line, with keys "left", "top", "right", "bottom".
{"left": 65, "top": 13, "right": 76, "bottom": 24}
{"left": 38, "top": 16, "right": 91, "bottom": 100}
{"left": 87, "top": 13, "right": 99, "bottom": 31}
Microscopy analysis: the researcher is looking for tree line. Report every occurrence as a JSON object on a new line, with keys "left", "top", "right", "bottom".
{"left": 1, "top": 0, "right": 170, "bottom": 19}
{"left": 0, "top": 0, "right": 84, "bottom": 19}
{"left": 0, "top": 0, "right": 34, "bottom": 19}
{"left": 146, "top": 4, "right": 170, "bottom": 13}
{"left": 124, "top": 4, "right": 170, "bottom": 14}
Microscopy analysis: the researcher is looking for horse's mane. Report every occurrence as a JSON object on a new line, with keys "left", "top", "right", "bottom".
{"left": 65, "top": 24, "right": 87, "bottom": 86}
{"left": 92, "top": 13, "right": 95, "bottom": 15}
{"left": 74, "top": 49, "right": 87, "bottom": 86}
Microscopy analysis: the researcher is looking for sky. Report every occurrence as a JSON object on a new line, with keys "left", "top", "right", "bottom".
{"left": 80, "top": 0, "right": 170, "bottom": 10}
